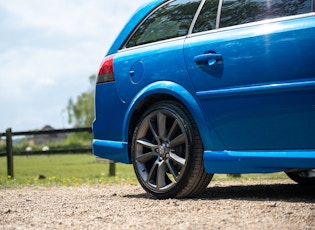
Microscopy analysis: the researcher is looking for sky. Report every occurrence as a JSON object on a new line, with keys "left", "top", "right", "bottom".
{"left": 0, "top": 0, "right": 149, "bottom": 133}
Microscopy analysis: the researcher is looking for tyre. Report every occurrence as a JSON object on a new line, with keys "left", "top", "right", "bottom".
{"left": 131, "top": 101, "right": 213, "bottom": 199}
{"left": 286, "top": 169, "right": 315, "bottom": 186}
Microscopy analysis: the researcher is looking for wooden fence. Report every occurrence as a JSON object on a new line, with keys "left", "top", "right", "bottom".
{"left": 0, "top": 127, "right": 115, "bottom": 178}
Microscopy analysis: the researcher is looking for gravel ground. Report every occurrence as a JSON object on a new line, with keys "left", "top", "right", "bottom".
{"left": 1, "top": 179, "right": 314, "bottom": 230}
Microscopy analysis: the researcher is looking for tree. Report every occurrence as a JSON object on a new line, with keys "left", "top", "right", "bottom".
{"left": 67, "top": 75, "right": 95, "bottom": 128}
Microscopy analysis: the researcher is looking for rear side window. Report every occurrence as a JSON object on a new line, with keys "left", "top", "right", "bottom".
{"left": 220, "top": 0, "right": 313, "bottom": 28}
{"left": 126, "top": 0, "right": 201, "bottom": 48}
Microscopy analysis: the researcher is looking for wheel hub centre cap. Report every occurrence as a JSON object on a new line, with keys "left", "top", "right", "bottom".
{"left": 158, "top": 143, "right": 169, "bottom": 159}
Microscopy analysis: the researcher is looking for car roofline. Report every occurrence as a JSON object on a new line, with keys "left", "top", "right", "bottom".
{"left": 107, "top": 0, "right": 166, "bottom": 55}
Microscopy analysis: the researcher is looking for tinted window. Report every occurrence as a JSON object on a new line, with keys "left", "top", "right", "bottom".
{"left": 126, "top": 0, "right": 201, "bottom": 48}
{"left": 193, "top": 0, "right": 219, "bottom": 33}
{"left": 220, "top": 0, "right": 313, "bottom": 28}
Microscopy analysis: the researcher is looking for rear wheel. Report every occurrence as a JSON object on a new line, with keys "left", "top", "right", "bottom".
{"left": 131, "top": 101, "right": 213, "bottom": 199}
{"left": 286, "top": 169, "right": 315, "bottom": 186}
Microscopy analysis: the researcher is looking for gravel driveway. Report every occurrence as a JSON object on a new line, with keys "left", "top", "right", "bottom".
{"left": 1, "top": 179, "right": 314, "bottom": 230}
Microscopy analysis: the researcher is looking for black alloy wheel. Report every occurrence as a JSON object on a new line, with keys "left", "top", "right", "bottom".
{"left": 286, "top": 169, "right": 315, "bottom": 186}
{"left": 131, "top": 101, "right": 213, "bottom": 199}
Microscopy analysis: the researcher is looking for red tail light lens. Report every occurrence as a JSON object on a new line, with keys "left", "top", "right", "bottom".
{"left": 97, "top": 55, "right": 115, "bottom": 84}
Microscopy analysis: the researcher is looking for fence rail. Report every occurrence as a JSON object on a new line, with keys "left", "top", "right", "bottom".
{"left": 0, "top": 127, "right": 92, "bottom": 137}
{"left": 0, "top": 127, "right": 116, "bottom": 178}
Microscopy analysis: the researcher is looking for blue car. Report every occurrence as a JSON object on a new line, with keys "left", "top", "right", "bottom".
{"left": 93, "top": 0, "right": 315, "bottom": 198}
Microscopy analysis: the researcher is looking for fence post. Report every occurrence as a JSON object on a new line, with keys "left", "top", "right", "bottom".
{"left": 109, "top": 161, "right": 116, "bottom": 176}
{"left": 6, "top": 128, "right": 14, "bottom": 178}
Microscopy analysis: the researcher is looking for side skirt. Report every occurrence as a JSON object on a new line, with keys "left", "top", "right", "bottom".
{"left": 204, "top": 150, "right": 315, "bottom": 174}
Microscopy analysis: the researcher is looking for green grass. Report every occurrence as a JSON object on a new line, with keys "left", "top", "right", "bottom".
{"left": 0, "top": 154, "right": 138, "bottom": 187}
{"left": 0, "top": 154, "right": 288, "bottom": 187}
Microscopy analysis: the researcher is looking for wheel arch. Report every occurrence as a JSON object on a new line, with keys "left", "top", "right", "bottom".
{"left": 122, "top": 81, "right": 224, "bottom": 163}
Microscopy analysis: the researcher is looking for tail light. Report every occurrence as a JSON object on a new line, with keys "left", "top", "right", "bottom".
{"left": 96, "top": 55, "right": 115, "bottom": 84}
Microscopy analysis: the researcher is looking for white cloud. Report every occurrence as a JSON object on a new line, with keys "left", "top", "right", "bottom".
{"left": 1, "top": 1, "right": 132, "bottom": 34}
{"left": 0, "top": 0, "right": 149, "bottom": 132}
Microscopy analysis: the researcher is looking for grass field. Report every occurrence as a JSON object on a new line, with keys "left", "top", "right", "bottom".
{"left": 0, "top": 154, "right": 288, "bottom": 187}
{"left": 0, "top": 154, "right": 138, "bottom": 186}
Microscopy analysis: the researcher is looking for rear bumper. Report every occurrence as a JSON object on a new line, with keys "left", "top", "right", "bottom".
{"left": 92, "top": 139, "right": 130, "bottom": 164}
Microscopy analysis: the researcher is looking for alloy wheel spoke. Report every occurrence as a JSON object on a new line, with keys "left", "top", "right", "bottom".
{"left": 169, "top": 133, "right": 186, "bottom": 148}
{"left": 167, "top": 119, "right": 179, "bottom": 140}
{"left": 136, "top": 151, "right": 158, "bottom": 163}
{"left": 157, "top": 112, "right": 167, "bottom": 140}
{"left": 169, "top": 152, "right": 186, "bottom": 167}
{"left": 147, "top": 161, "right": 158, "bottom": 183}
{"left": 156, "top": 161, "right": 167, "bottom": 189}
{"left": 166, "top": 160, "right": 179, "bottom": 180}
{"left": 137, "top": 138, "right": 157, "bottom": 150}
{"left": 147, "top": 118, "right": 160, "bottom": 145}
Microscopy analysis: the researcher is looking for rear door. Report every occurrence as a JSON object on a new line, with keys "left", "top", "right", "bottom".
{"left": 184, "top": 0, "right": 315, "bottom": 150}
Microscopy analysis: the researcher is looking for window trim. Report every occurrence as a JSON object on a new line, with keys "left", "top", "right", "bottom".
{"left": 215, "top": 0, "right": 223, "bottom": 29}
{"left": 188, "top": 0, "right": 207, "bottom": 34}
{"left": 186, "top": 12, "right": 315, "bottom": 39}
{"left": 121, "top": 0, "right": 174, "bottom": 50}
{"left": 123, "top": 0, "right": 205, "bottom": 49}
